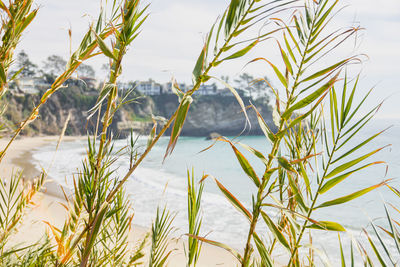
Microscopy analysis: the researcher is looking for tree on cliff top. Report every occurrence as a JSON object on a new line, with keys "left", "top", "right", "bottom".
{"left": 42, "top": 55, "right": 67, "bottom": 77}
{"left": 15, "top": 50, "right": 38, "bottom": 77}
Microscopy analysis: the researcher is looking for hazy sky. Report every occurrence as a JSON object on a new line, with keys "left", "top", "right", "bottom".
{"left": 17, "top": 0, "right": 400, "bottom": 118}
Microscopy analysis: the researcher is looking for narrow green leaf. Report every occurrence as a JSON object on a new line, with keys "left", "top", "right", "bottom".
{"left": 299, "top": 162, "right": 311, "bottom": 196}
{"left": 215, "top": 178, "right": 252, "bottom": 221}
{"left": 277, "top": 41, "right": 293, "bottom": 75}
{"left": 338, "top": 234, "right": 346, "bottom": 267}
{"left": 293, "top": 15, "right": 304, "bottom": 44}
{"left": 214, "top": 10, "right": 227, "bottom": 55}
{"left": 18, "top": 10, "right": 38, "bottom": 34}
{"left": 287, "top": 172, "right": 308, "bottom": 213}
{"left": 282, "top": 73, "right": 339, "bottom": 119}
{"left": 324, "top": 147, "right": 385, "bottom": 180}
{"left": 370, "top": 222, "right": 396, "bottom": 265}
{"left": 147, "top": 121, "right": 157, "bottom": 148}
{"left": 384, "top": 203, "right": 400, "bottom": 253}
{"left": 339, "top": 104, "right": 379, "bottom": 150}
{"left": 95, "top": 8, "right": 103, "bottom": 33}
{"left": 192, "top": 45, "right": 206, "bottom": 83}
{"left": 307, "top": 221, "right": 346, "bottom": 232}
{"left": 312, "top": 0, "right": 338, "bottom": 37}
{"left": 340, "top": 72, "right": 348, "bottom": 127}
{"left": 41, "top": 88, "right": 55, "bottom": 103}
{"left": 0, "top": 64, "right": 6, "bottom": 84}
{"left": 187, "top": 234, "right": 243, "bottom": 263}
{"left": 300, "top": 59, "right": 349, "bottom": 83}
{"left": 232, "top": 24, "right": 251, "bottom": 37}
{"left": 249, "top": 57, "right": 287, "bottom": 88}
{"left": 164, "top": 95, "right": 193, "bottom": 159}
{"left": 221, "top": 43, "right": 236, "bottom": 52}
{"left": 284, "top": 33, "right": 297, "bottom": 64}
{"left": 226, "top": 141, "right": 260, "bottom": 187}
{"left": 261, "top": 211, "right": 290, "bottom": 250}
{"left": 350, "top": 240, "right": 354, "bottom": 267}
{"left": 253, "top": 233, "right": 274, "bottom": 267}
{"left": 305, "top": 5, "right": 312, "bottom": 29}
{"left": 224, "top": 0, "right": 242, "bottom": 36}
{"left": 316, "top": 181, "right": 386, "bottom": 209}
{"left": 284, "top": 24, "right": 302, "bottom": 54}
{"left": 331, "top": 87, "right": 340, "bottom": 131}
{"left": 0, "top": 1, "right": 8, "bottom": 12}
{"left": 206, "top": 20, "right": 216, "bottom": 59}
{"left": 9, "top": 67, "right": 24, "bottom": 82}
{"left": 252, "top": 105, "right": 276, "bottom": 143}
{"left": 237, "top": 142, "right": 268, "bottom": 166}
{"left": 320, "top": 162, "right": 385, "bottom": 194}
{"left": 277, "top": 156, "right": 296, "bottom": 173}
{"left": 332, "top": 129, "right": 386, "bottom": 164}
{"left": 343, "top": 87, "right": 373, "bottom": 129}
{"left": 82, "top": 202, "right": 109, "bottom": 260}
{"left": 277, "top": 89, "right": 328, "bottom": 138}
{"left": 343, "top": 75, "right": 359, "bottom": 124}
{"left": 329, "top": 85, "right": 336, "bottom": 141}
{"left": 94, "top": 31, "right": 117, "bottom": 60}
{"left": 364, "top": 229, "right": 387, "bottom": 266}
{"left": 223, "top": 40, "right": 258, "bottom": 61}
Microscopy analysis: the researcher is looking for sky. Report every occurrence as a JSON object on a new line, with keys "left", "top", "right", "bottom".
{"left": 17, "top": 0, "right": 400, "bottom": 119}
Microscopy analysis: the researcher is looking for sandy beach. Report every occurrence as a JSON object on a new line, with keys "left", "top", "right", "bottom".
{"left": 0, "top": 136, "right": 238, "bottom": 266}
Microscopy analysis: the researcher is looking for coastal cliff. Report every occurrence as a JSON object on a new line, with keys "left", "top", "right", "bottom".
{"left": 150, "top": 94, "right": 276, "bottom": 136}
{"left": 3, "top": 85, "right": 276, "bottom": 137}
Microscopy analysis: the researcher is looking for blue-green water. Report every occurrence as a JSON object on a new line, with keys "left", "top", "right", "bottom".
{"left": 32, "top": 118, "right": 400, "bottom": 264}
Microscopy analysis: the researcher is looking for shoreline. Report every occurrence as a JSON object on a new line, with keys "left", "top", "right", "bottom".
{"left": 1, "top": 135, "right": 238, "bottom": 266}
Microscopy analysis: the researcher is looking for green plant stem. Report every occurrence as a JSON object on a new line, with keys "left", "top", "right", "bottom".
{"left": 242, "top": 4, "right": 323, "bottom": 263}
{"left": 287, "top": 129, "right": 341, "bottom": 266}
{"left": 242, "top": 2, "right": 332, "bottom": 264}
{"left": 92, "top": 53, "right": 123, "bottom": 201}
{"left": 242, "top": 123, "right": 284, "bottom": 266}
{"left": 80, "top": 43, "right": 125, "bottom": 267}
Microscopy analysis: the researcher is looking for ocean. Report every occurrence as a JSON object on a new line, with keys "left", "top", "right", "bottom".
{"left": 32, "top": 118, "right": 400, "bottom": 264}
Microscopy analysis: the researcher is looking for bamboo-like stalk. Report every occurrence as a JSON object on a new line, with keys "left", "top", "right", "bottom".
{"left": 238, "top": 1, "right": 369, "bottom": 265}
{"left": 287, "top": 128, "right": 341, "bottom": 265}
{"left": 79, "top": 44, "right": 125, "bottom": 267}
{"left": 241, "top": 3, "right": 321, "bottom": 263}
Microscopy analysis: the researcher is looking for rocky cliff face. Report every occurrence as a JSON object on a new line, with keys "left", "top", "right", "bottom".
{"left": 150, "top": 95, "right": 276, "bottom": 136}
{"left": 3, "top": 86, "right": 276, "bottom": 137}
{"left": 4, "top": 85, "right": 102, "bottom": 136}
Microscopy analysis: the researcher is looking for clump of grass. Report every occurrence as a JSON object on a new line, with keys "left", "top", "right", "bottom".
{"left": 149, "top": 207, "right": 176, "bottom": 267}
{"left": 0, "top": 171, "right": 45, "bottom": 263}
{"left": 186, "top": 169, "right": 204, "bottom": 267}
